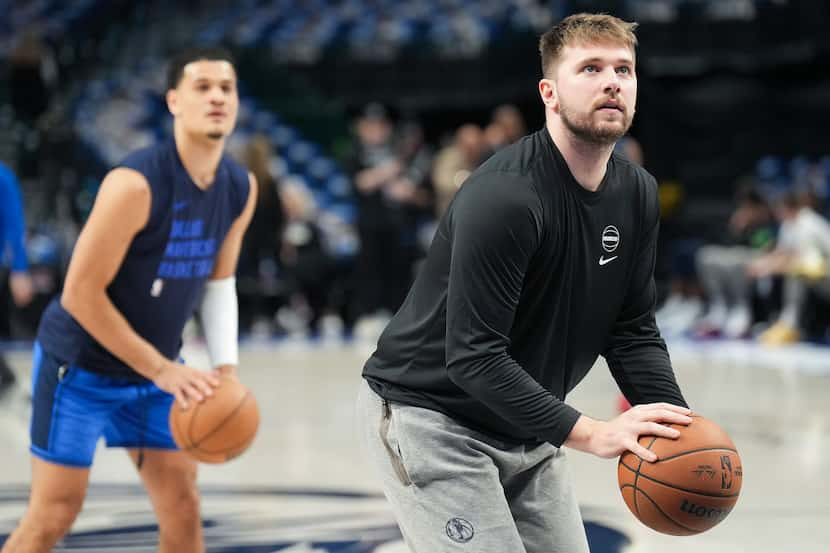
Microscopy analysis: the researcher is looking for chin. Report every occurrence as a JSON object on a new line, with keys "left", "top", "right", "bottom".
{"left": 206, "top": 131, "right": 225, "bottom": 141}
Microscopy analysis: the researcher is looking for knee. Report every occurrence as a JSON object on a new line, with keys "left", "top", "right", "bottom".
{"left": 28, "top": 495, "right": 84, "bottom": 540}
{"left": 158, "top": 486, "right": 201, "bottom": 530}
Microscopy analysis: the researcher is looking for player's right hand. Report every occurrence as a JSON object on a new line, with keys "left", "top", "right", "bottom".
{"left": 589, "top": 403, "right": 692, "bottom": 462}
{"left": 153, "top": 360, "right": 220, "bottom": 409}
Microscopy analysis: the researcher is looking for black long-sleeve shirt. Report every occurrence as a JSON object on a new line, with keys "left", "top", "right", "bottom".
{"left": 363, "top": 128, "right": 687, "bottom": 447}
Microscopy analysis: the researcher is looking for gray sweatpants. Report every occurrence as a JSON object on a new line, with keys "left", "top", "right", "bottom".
{"left": 357, "top": 380, "right": 590, "bottom": 553}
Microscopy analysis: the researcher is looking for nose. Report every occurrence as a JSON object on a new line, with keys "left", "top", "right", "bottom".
{"left": 209, "top": 87, "right": 225, "bottom": 105}
{"left": 603, "top": 68, "right": 621, "bottom": 95}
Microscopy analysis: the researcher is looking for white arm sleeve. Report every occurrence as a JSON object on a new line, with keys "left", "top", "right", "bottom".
{"left": 200, "top": 276, "right": 238, "bottom": 368}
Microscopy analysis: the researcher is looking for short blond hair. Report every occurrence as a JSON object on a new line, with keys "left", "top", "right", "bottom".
{"left": 539, "top": 13, "right": 638, "bottom": 77}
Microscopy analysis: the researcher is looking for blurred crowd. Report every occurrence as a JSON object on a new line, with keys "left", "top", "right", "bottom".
{"left": 235, "top": 102, "right": 527, "bottom": 339}
{"left": 656, "top": 166, "right": 830, "bottom": 346}
{"left": 2, "top": 3, "right": 830, "bottom": 352}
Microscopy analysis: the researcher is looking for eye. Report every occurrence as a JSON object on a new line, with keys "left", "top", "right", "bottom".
{"left": 196, "top": 83, "right": 210, "bottom": 92}
{"left": 583, "top": 65, "right": 598, "bottom": 73}
{"left": 616, "top": 66, "right": 632, "bottom": 75}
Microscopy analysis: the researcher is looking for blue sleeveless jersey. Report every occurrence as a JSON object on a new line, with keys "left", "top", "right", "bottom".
{"left": 37, "top": 139, "right": 250, "bottom": 381}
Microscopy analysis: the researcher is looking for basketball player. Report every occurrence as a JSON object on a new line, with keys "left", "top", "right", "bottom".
{"left": 2, "top": 47, "right": 256, "bottom": 553}
{"left": 357, "top": 14, "right": 692, "bottom": 553}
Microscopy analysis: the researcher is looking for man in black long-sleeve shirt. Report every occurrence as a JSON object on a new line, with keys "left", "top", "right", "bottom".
{"left": 357, "top": 13, "right": 692, "bottom": 553}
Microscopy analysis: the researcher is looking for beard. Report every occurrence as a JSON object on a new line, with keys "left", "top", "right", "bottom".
{"left": 559, "top": 96, "right": 634, "bottom": 146}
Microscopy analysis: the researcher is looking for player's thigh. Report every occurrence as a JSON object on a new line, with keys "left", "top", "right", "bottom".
{"left": 126, "top": 448, "right": 200, "bottom": 518}
{"left": 357, "top": 381, "right": 526, "bottom": 553}
{"left": 506, "top": 447, "right": 589, "bottom": 553}
{"left": 29, "top": 343, "right": 120, "bottom": 468}
{"left": 27, "top": 456, "right": 90, "bottom": 521}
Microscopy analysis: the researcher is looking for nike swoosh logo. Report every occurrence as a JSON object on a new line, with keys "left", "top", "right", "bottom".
{"left": 598, "top": 255, "right": 618, "bottom": 266}
{"left": 173, "top": 201, "right": 189, "bottom": 212}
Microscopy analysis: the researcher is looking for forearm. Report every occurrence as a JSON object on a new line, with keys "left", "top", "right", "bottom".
{"left": 62, "top": 288, "right": 166, "bottom": 379}
{"left": 447, "top": 354, "right": 581, "bottom": 446}
{"left": 563, "top": 414, "right": 599, "bottom": 453}
{"left": 605, "top": 340, "right": 687, "bottom": 408}
{"left": 200, "top": 276, "right": 238, "bottom": 370}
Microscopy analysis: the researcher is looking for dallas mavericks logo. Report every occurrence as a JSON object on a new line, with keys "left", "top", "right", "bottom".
{"left": 446, "top": 517, "right": 474, "bottom": 543}
{"left": 602, "top": 225, "right": 620, "bottom": 253}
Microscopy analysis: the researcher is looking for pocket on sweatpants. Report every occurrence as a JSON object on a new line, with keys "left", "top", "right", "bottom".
{"left": 379, "top": 400, "right": 415, "bottom": 487}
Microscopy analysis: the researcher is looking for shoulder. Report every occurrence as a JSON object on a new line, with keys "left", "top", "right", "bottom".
{"left": 0, "top": 162, "right": 15, "bottom": 184}
{"left": 458, "top": 163, "right": 541, "bottom": 215}
{"left": 449, "top": 164, "right": 543, "bottom": 245}
{"left": 476, "top": 132, "right": 544, "bottom": 177}
{"left": 118, "top": 141, "right": 169, "bottom": 176}
{"left": 611, "top": 152, "right": 658, "bottom": 191}
{"left": 611, "top": 152, "right": 659, "bottom": 213}
{"left": 99, "top": 167, "right": 152, "bottom": 203}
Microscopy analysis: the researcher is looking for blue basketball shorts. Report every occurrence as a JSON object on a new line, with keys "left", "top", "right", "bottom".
{"left": 30, "top": 341, "right": 178, "bottom": 468}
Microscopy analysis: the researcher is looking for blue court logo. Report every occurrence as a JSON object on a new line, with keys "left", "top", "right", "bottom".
{"left": 0, "top": 485, "right": 630, "bottom": 552}
{"left": 446, "top": 517, "right": 474, "bottom": 543}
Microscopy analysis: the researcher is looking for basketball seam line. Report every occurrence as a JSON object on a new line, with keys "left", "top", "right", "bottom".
{"left": 654, "top": 447, "right": 738, "bottom": 463}
{"left": 634, "top": 486, "right": 699, "bottom": 534}
{"left": 633, "top": 436, "right": 658, "bottom": 517}
{"left": 191, "top": 391, "right": 251, "bottom": 449}
{"left": 195, "top": 425, "right": 256, "bottom": 455}
{"left": 185, "top": 399, "right": 205, "bottom": 450}
{"left": 624, "top": 470, "right": 741, "bottom": 498}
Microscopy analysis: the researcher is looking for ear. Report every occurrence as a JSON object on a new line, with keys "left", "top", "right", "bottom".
{"left": 538, "top": 78, "right": 559, "bottom": 113}
{"left": 166, "top": 89, "right": 179, "bottom": 116}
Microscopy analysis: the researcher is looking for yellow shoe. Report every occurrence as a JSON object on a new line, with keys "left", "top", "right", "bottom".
{"left": 758, "top": 322, "right": 801, "bottom": 346}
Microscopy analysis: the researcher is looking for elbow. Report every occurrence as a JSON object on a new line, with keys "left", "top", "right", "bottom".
{"left": 60, "top": 280, "right": 97, "bottom": 322}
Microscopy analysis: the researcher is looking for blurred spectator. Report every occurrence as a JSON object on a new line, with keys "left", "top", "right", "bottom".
{"left": 0, "top": 162, "right": 33, "bottom": 396}
{"left": 237, "top": 135, "right": 286, "bottom": 335}
{"left": 491, "top": 104, "right": 527, "bottom": 145}
{"left": 694, "top": 183, "right": 776, "bottom": 338}
{"left": 8, "top": 29, "right": 57, "bottom": 124}
{"left": 483, "top": 104, "right": 527, "bottom": 153}
{"left": 346, "top": 103, "right": 418, "bottom": 321}
{"left": 616, "top": 134, "right": 644, "bottom": 165}
{"left": 431, "top": 124, "right": 486, "bottom": 218}
{"left": 749, "top": 192, "right": 830, "bottom": 345}
{"left": 392, "top": 121, "right": 434, "bottom": 214}
{"left": 278, "top": 182, "right": 336, "bottom": 335}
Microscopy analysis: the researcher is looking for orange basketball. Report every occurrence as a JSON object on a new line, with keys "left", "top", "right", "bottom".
{"left": 169, "top": 376, "right": 260, "bottom": 463}
{"left": 618, "top": 414, "right": 742, "bottom": 535}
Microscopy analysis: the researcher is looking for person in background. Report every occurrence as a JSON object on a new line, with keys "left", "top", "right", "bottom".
{"left": 748, "top": 191, "right": 830, "bottom": 345}
{"left": 694, "top": 183, "right": 776, "bottom": 339}
{"left": 0, "top": 161, "right": 34, "bottom": 397}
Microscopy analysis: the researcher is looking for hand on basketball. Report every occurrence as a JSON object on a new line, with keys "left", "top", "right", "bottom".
{"left": 589, "top": 403, "right": 692, "bottom": 462}
{"left": 153, "top": 360, "right": 220, "bottom": 409}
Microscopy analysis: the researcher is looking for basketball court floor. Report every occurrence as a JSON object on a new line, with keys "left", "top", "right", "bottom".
{"left": 0, "top": 335, "right": 827, "bottom": 552}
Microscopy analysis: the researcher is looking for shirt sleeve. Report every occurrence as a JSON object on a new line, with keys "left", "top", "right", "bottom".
{"left": 603, "top": 179, "right": 687, "bottom": 408}
{"left": 444, "top": 170, "right": 582, "bottom": 446}
{"left": 0, "top": 172, "right": 29, "bottom": 272}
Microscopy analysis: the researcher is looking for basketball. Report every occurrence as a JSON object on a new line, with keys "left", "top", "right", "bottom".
{"left": 617, "top": 414, "right": 742, "bottom": 535}
{"left": 169, "top": 376, "right": 260, "bottom": 463}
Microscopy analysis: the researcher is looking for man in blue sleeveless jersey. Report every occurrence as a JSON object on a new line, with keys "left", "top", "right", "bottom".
{"left": 2, "top": 47, "right": 258, "bottom": 553}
